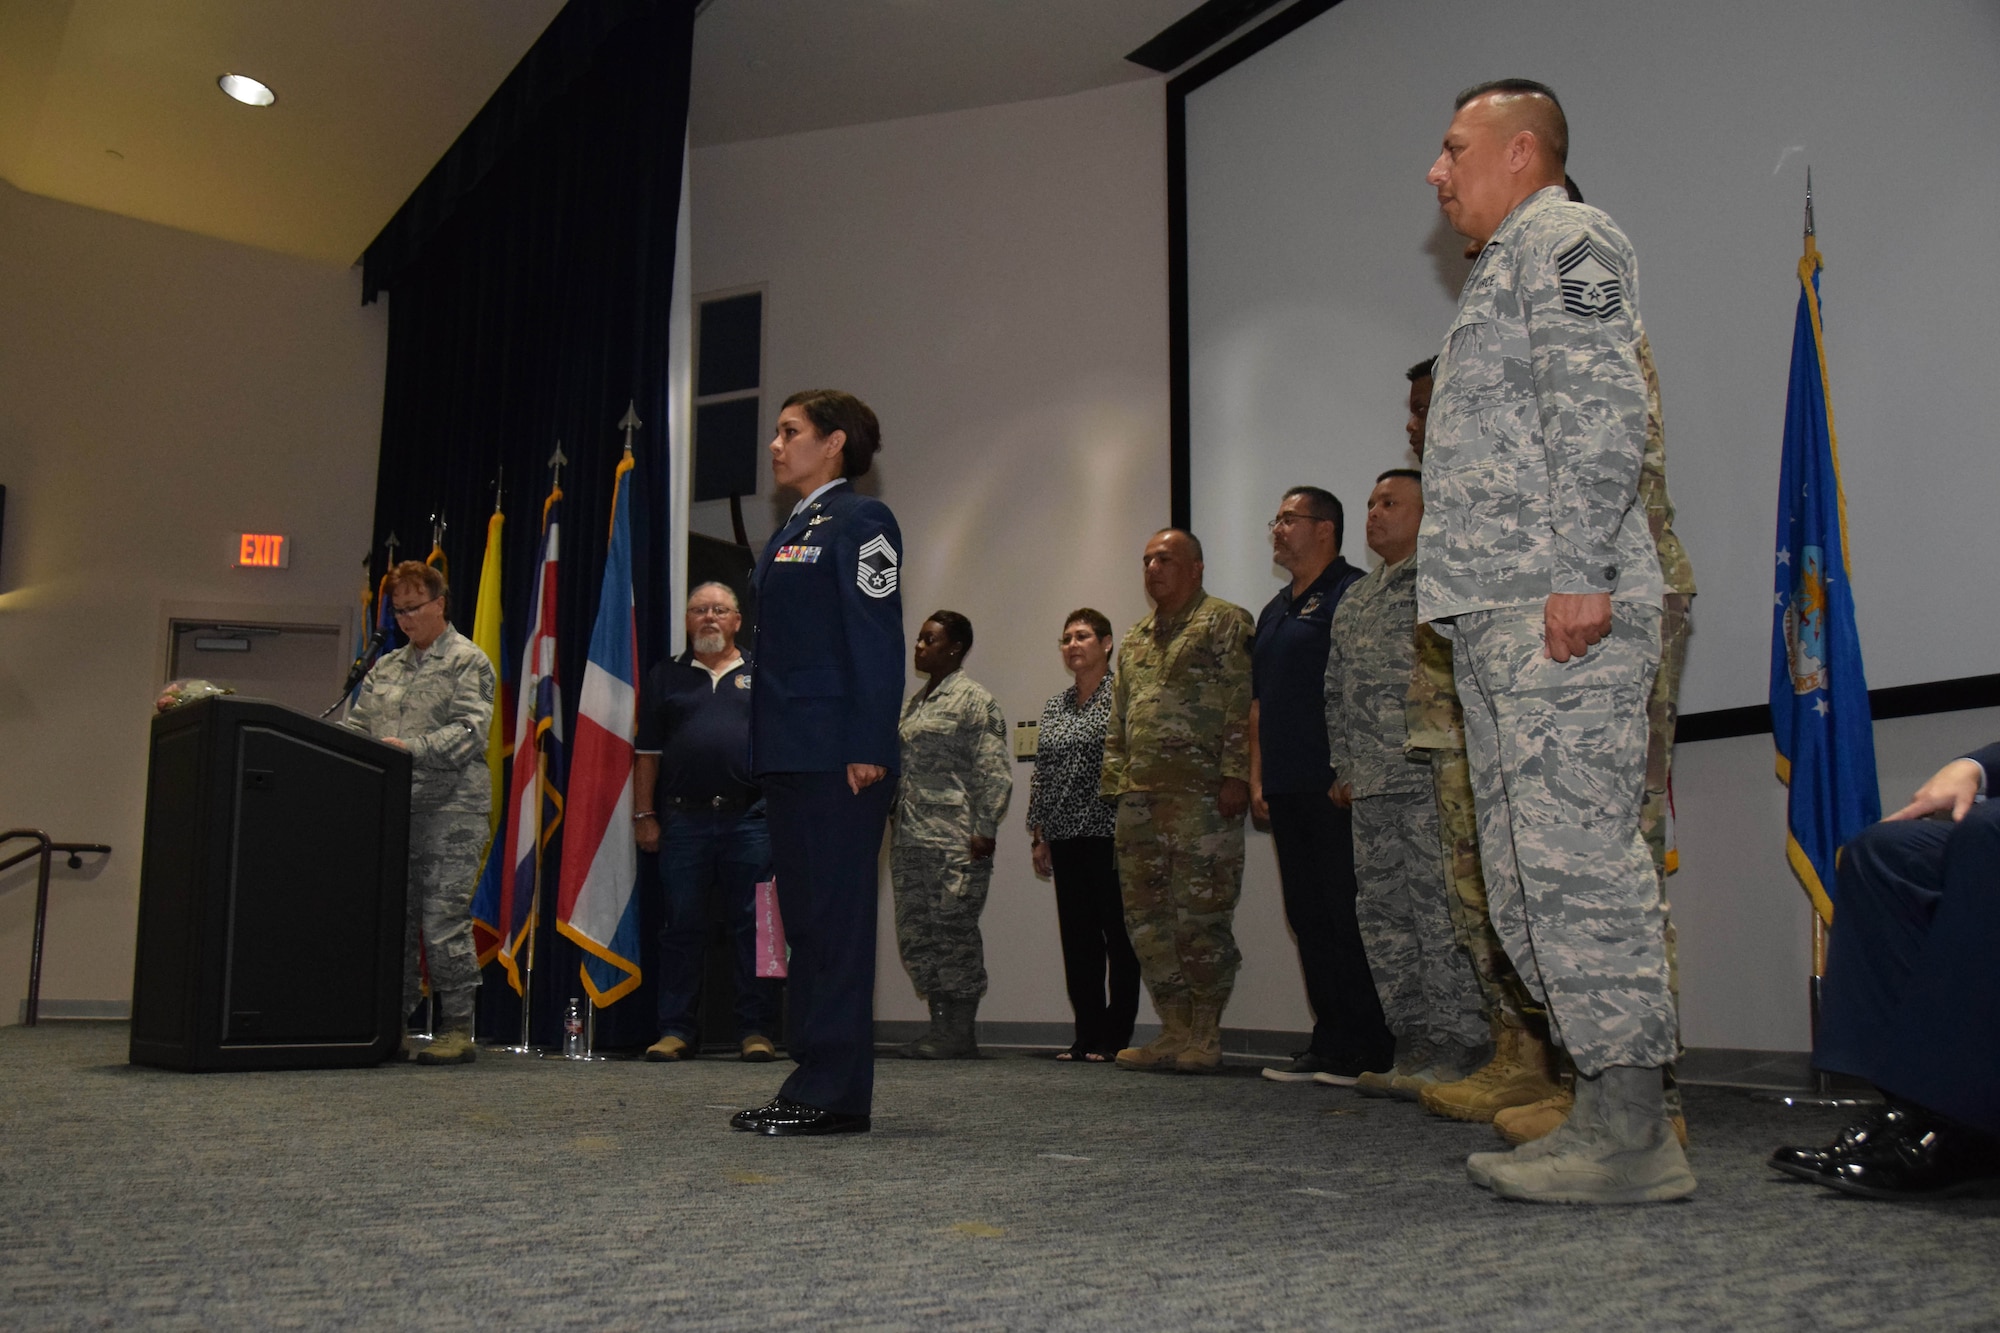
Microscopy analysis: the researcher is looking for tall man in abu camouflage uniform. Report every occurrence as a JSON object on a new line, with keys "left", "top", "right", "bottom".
{"left": 343, "top": 560, "right": 496, "bottom": 1065}
{"left": 1419, "top": 79, "right": 1692, "bottom": 1202}
{"left": 1483, "top": 174, "right": 1703, "bottom": 1146}
{"left": 1489, "top": 324, "right": 1703, "bottom": 1144}
{"left": 1102, "top": 529, "right": 1254, "bottom": 1074}
{"left": 1327, "top": 470, "right": 1488, "bottom": 1100}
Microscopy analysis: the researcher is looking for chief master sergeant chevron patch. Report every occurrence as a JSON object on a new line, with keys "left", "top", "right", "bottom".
{"left": 857, "top": 533, "right": 899, "bottom": 599}
{"left": 1556, "top": 234, "right": 1624, "bottom": 319}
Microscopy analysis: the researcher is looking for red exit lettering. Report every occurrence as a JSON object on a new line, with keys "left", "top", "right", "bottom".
{"left": 236, "top": 534, "right": 287, "bottom": 568}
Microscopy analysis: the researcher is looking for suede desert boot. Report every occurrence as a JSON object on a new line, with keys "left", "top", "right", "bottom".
{"left": 1423, "top": 1024, "right": 1563, "bottom": 1122}
{"left": 1481, "top": 1065, "right": 1696, "bottom": 1204}
{"left": 1117, "top": 995, "right": 1192, "bottom": 1070}
{"left": 1172, "top": 1001, "right": 1225, "bottom": 1073}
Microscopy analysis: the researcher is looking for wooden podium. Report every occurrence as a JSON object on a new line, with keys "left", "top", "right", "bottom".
{"left": 130, "top": 697, "right": 411, "bottom": 1071}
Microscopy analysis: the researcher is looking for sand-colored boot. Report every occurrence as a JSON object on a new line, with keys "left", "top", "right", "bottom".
{"left": 1172, "top": 1001, "right": 1224, "bottom": 1074}
{"left": 416, "top": 991, "right": 477, "bottom": 1065}
{"left": 1480, "top": 1065, "right": 1696, "bottom": 1204}
{"left": 901, "top": 995, "right": 949, "bottom": 1058}
{"left": 1422, "top": 1024, "right": 1564, "bottom": 1122}
{"left": 1117, "top": 996, "right": 1192, "bottom": 1071}
{"left": 1495, "top": 1085, "right": 1686, "bottom": 1148}
{"left": 1354, "top": 1034, "right": 1430, "bottom": 1099}
{"left": 909, "top": 996, "right": 980, "bottom": 1059}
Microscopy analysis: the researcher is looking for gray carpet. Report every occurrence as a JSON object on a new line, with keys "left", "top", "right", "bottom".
{"left": 2, "top": 1024, "right": 1995, "bottom": 1330}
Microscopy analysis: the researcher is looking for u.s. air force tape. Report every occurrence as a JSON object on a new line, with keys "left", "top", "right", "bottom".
{"left": 857, "top": 534, "right": 899, "bottom": 599}
{"left": 1556, "top": 234, "right": 1624, "bottom": 320}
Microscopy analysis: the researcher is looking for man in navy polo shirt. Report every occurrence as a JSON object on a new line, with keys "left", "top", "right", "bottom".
{"left": 1250, "top": 485, "right": 1393, "bottom": 1084}
{"left": 633, "top": 582, "right": 782, "bottom": 1062}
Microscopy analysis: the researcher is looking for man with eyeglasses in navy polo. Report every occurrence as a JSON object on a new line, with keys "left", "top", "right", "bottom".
{"left": 1249, "top": 486, "right": 1391, "bottom": 1086}
{"left": 632, "top": 582, "right": 782, "bottom": 1064}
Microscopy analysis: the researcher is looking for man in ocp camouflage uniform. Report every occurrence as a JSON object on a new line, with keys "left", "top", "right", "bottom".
{"left": 1420, "top": 79, "right": 1692, "bottom": 1202}
{"left": 1327, "top": 470, "right": 1488, "bottom": 1101}
{"left": 342, "top": 560, "right": 495, "bottom": 1066}
{"left": 1102, "top": 529, "right": 1254, "bottom": 1075}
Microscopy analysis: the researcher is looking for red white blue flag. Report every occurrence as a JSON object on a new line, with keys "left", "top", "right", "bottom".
{"left": 555, "top": 449, "right": 643, "bottom": 1005}
{"left": 493, "top": 485, "right": 565, "bottom": 994}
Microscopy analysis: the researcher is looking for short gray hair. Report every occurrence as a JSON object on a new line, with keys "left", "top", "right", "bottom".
{"left": 687, "top": 581, "right": 740, "bottom": 612}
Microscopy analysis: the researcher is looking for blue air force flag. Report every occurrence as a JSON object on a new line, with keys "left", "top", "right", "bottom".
{"left": 1769, "top": 234, "right": 1878, "bottom": 923}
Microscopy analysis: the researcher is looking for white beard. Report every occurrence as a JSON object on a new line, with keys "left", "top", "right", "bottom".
{"left": 692, "top": 631, "right": 727, "bottom": 655}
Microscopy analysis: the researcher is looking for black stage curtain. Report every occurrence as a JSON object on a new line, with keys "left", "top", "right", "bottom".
{"left": 361, "top": 0, "right": 695, "bottom": 1050}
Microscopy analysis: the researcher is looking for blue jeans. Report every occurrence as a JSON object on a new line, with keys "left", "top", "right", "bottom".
{"left": 655, "top": 806, "right": 782, "bottom": 1043}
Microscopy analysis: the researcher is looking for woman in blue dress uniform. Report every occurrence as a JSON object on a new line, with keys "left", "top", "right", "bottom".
{"left": 730, "top": 389, "right": 905, "bottom": 1136}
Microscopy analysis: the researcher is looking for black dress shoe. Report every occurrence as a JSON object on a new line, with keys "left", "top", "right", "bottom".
{"left": 1819, "top": 1114, "right": 2000, "bottom": 1200}
{"left": 752, "top": 1100, "right": 871, "bottom": 1137}
{"left": 1770, "top": 1105, "right": 1906, "bottom": 1181}
{"left": 730, "top": 1097, "right": 790, "bottom": 1132}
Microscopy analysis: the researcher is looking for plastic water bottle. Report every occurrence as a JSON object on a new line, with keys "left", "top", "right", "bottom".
{"left": 564, "top": 998, "right": 585, "bottom": 1058}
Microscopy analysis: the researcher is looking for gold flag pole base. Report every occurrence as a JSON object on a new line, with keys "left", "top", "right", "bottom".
{"left": 1754, "top": 913, "right": 1881, "bottom": 1108}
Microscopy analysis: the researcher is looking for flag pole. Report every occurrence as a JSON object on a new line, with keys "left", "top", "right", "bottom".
{"left": 1759, "top": 170, "right": 1875, "bottom": 1109}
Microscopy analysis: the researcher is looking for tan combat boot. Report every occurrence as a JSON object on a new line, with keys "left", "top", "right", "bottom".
{"left": 1116, "top": 997, "right": 1192, "bottom": 1071}
{"left": 416, "top": 991, "right": 477, "bottom": 1065}
{"left": 1172, "top": 1002, "right": 1224, "bottom": 1074}
{"left": 1354, "top": 1035, "right": 1427, "bottom": 1098}
{"left": 1494, "top": 1087, "right": 1687, "bottom": 1148}
{"left": 1479, "top": 1066, "right": 1696, "bottom": 1204}
{"left": 417, "top": 1030, "right": 477, "bottom": 1064}
{"left": 1422, "top": 1024, "right": 1563, "bottom": 1123}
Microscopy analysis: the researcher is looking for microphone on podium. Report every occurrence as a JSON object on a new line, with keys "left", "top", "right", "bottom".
{"left": 320, "top": 631, "right": 386, "bottom": 718}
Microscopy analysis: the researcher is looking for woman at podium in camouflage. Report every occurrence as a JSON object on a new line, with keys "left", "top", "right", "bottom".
{"left": 341, "top": 560, "right": 496, "bottom": 1065}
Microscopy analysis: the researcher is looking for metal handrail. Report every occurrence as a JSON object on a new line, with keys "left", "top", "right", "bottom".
{"left": 0, "top": 830, "right": 113, "bottom": 1026}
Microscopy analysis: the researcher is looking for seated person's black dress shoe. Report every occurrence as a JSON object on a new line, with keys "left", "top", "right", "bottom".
{"left": 1821, "top": 1110, "right": 2000, "bottom": 1200}
{"left": 1769, "top": 1105, "right": 1907, "bottom": 1181}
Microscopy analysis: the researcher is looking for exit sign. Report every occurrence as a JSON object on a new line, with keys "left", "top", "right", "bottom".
{"left": 235, "top": 533, "right": 291, "bottom": 568}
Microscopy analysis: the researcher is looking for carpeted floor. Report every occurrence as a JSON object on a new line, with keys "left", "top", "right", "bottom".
{"left": 1, "top": 1024, "right": 1995, "bottom": 1330}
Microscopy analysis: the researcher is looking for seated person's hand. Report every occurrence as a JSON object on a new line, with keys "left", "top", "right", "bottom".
{"left": 1887, "top": 758, "right": 1983, "bottom": 823}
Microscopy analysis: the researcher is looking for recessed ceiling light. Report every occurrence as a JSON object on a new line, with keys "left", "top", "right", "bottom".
{"left": 217, "top": 73, "right": 275, "bottom": 107}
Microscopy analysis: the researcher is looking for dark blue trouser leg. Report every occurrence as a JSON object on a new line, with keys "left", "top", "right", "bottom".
{"left": 764, "top": 771, "right": 892, "bottom": 1117}
{"left": 655, "top": 812, "right": 721, "bottom": 1041}
{"left": 1818, "top": 802, "right": 2000, "bottom": 1136}
{"left": 719, "top": 811, "right": 783, "bottom": 1039}
{"left": 1266, "top": 791, "right": 1394, "bottom": 1068}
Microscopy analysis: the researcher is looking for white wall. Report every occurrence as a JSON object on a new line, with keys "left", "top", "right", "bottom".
{"left": 0, "top": 181, "right": 386, "bottom": 1016}
{"left": 690, "top": 82, "right": 1336, "bottom": 1032}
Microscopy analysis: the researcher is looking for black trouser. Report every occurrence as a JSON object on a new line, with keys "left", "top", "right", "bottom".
{"left": 762, "top": 771, "right": 893, "bottom": 1116}
{"left": 1266, "top": 790, "right": 1393, "bottom": 1068}
{"left": 1048, "top": 836, "right": 1141, "bottom": 1055}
